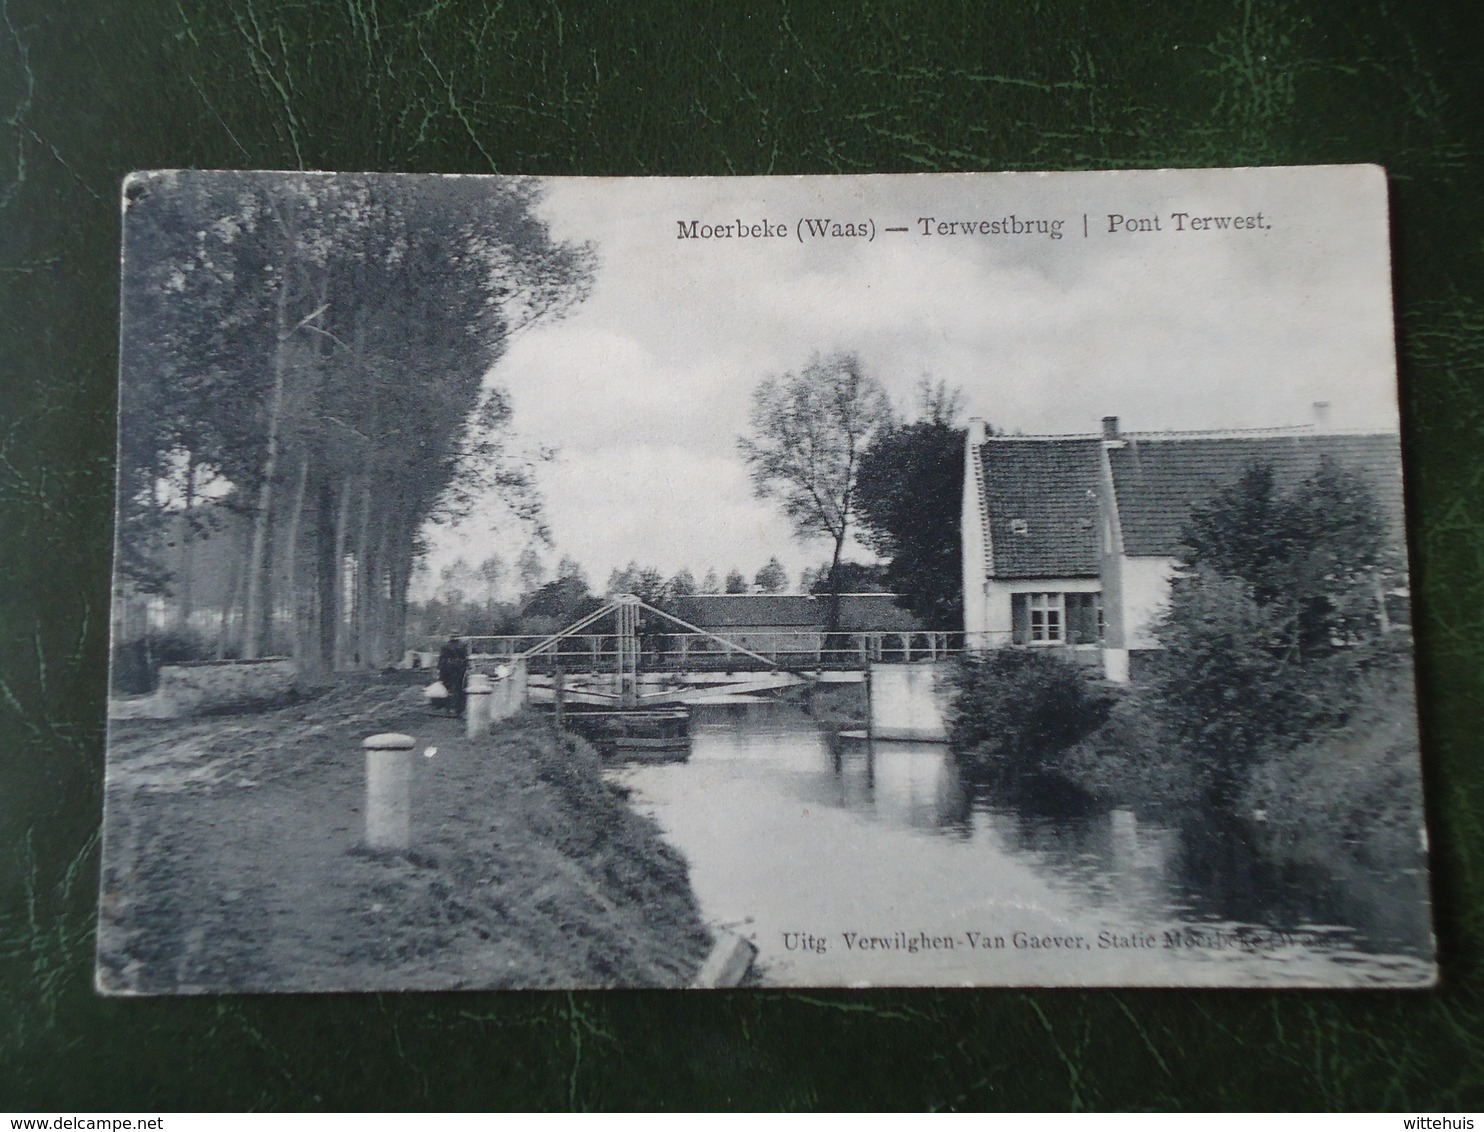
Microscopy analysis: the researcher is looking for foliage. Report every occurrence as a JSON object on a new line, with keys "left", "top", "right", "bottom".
{"left": 409, "top": 598, "right": 522, "bottom": 643}
{"left": 854, "top": 419, "right": 966, "bottom": 629}
{"left": 522, "top": 575, "right": 602, "bottom": 625}
{"left": 516, "top": 545, "right": 548, "bottom": 593}
{"left": 738, "top": 352, "right": 891, "bottom": 624}
{"left": 1148, "top": 458, "right": 1403, "bottom": 802}
{"left": 801, "top": 560, "right": 888, "bottom": 594}
{"left": 667, "top": 568, "right": 697, "bottom": 597}
{"left": 949, "top": 651, "right": 1111, "bottom": 786}
{"left": 1056, "top": 689, "right": 1207, "bottom": 811}
{"left": 555, "top": 555, "right": 587, "bottom": 590}
{"left": 724, "top": 568, "right": 749, "bottom": 594}
{"left": 1181, "top": 458, "right": 1394, "bottom": 659}
{"left": 117, "top": 172, "right": 594, "bottom": 670}
{"left": 1242, "top": 665, "right": 1425, "bottom": 870}
{"left": 605, "top": 561, "right": 667, "bottom": 603}
{"left": 753, "top": 557, "right": 789, "bottom": 593}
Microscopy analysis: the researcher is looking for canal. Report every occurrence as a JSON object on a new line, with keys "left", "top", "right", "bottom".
{"left": 611, "top": 702, "right": 1435, "bottom": 987}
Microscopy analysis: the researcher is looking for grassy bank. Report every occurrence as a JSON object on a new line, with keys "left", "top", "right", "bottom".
{"left": 99, "top": 676, "right": 711, "bottom": 992}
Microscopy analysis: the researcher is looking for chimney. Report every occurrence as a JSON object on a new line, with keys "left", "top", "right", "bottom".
{"left": 1101, "top": 416, "right": 1120, "bottom": 440}
{"left": 1311, "top": 401, "right": 1332, "bottom": 428}
{"left": 967, "top": 417, "right": 987, "bottom": 445}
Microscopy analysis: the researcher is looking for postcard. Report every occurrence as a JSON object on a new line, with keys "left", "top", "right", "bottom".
{"left": 98, "top": 166, "right": 1435, "bottom": 991}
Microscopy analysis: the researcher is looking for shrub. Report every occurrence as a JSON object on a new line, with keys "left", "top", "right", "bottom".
{"left": 110, "top": 631, "right": 209, "bottom": 695}
{"left": 949, "top": 650, "right": 1111, "bottom": 786}
{"left": 1149, "top": 458, "right": 1404, "bottom": 806}
{"left": 1242, "top": 665, "right": 1425, "bottom": 869}
{"left": 1057, "top": 689, "right": 1207, "bottom": 811}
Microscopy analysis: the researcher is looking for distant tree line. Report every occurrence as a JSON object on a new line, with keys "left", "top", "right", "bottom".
{"left": 406, "top": 549, "right": 863, "bottom": 647}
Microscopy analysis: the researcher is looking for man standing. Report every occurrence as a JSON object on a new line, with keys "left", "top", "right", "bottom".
{"left": 438, "top": 633, "right": 470, "bottom": 717}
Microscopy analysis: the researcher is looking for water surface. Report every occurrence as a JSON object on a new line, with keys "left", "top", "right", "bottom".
{"left": 613, "top": 702, "right": 1434, "bottom": 987}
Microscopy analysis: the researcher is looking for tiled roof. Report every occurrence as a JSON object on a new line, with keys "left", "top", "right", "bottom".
{"left": 979, "top": 438, "right": 1103, "bottom": 578}
{"left": 1107, "top": 432, "right": 1406, "bottom": 557}
{"left": 677, "top": 595, "right": 819, "bottom": 628}
{"left": 675, "top": 593, "right": 922, "bottom": 632}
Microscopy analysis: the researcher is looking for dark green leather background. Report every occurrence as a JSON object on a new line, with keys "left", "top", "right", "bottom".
{"left": 2, "top": 1, "right": 1481, "bottom": 1111}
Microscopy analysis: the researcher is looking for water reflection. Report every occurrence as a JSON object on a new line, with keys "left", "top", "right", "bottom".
{"left": 614, "top": 701, "right": 1433, "bottom": 987}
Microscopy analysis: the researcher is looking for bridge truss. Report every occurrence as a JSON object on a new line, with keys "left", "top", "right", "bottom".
{"left": 466, "top": 593, "right": 900, "bottom": 709}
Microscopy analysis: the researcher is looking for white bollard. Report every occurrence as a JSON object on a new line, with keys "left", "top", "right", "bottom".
{"left": 363, "top": 732, "right": 416, "bottom": 850}
{"left": 465, "top": 673, "right": 493, "bottom": 739}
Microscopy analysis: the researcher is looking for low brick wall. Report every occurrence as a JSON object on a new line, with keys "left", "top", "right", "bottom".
{"left": 157, "top": 658, "right": 298, "bottom": 714}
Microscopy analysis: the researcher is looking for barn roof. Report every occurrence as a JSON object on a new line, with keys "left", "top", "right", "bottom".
{"left": 675, "top": 593, "right": 921, "bottom": 632}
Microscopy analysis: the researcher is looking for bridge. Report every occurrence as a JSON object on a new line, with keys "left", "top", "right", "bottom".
{"left": 460, "top": 594, "right": 963, "bottom": 711}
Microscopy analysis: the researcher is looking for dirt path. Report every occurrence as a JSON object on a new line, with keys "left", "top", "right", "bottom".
{"left": 98, "top": 676, "right": 711, "bottom": 992}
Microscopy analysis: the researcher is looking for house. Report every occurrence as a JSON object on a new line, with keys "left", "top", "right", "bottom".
{"left": 961, "top": 415, "right": 1407, "bottom": 682}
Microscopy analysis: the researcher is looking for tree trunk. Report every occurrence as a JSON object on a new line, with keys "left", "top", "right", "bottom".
{"left": 311, "top": 473, "right": 338, "bottom": 674}
{"left": 176, "top": 451, "right": 197, "bottom": 636}
{"left": 825, "top": 530, "right": 847, "bottom": 635}
{"left": 282, "top": 452, "right": 310, "bottom": 664}
{"left": 350, "top": 478, "right": 373, "bottom": 667}
{"left": 242, "top": 270, "right": 292, "bottom": 659}
{"left": 332, "top": 475, "right": 355, "bottom": 668}
{"left": 217, "top": 525, "right": 246, "bottom": 659}
{"left": 363, "top": 527, "right": 390, "bottom": 668}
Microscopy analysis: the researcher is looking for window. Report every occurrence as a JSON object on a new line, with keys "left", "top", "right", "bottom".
{"left": 1012, "top": 592, "right": 1102, "bottom": 646}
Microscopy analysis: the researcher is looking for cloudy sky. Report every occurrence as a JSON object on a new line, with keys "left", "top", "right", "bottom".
{"left": 431, "top": 165, "right": 1401, "bottom": 593}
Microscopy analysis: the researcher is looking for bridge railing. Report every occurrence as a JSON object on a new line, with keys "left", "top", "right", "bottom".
{"left": 456, "top": 630, "right": 969, "bottom": 672}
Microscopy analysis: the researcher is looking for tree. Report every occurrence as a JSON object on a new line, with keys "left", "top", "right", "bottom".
{"left": 437, "top": 558, "right": 477, "bottom": 607}
{"left": 476, "top": 554, "right": 505, "bottom": 607}
{"left": 700, "top": 568, "right": 721, "bottom": 594}
{"left": 753, "top": 557, "right": 788, "bottom": 593}
{"left": 605, "top": 561, "right": 667, "bottom": 604}
{"left": 801, "top": 560, "right": 887, "bottom": 594}
{"left": 724, "top": 568, "right": 749, "bottom": 594}
{"left": 1149, "top": 458, "right": 1401, "bottom": 802}
{"left": 516, "top": 545, "right": 547, "bottom": 595}
{"left": 1181, "top": 459, "right": 1393, "bottom": 659}
{"left": 855, "top": 419, "right": 967, "bottom": 629}
{"left": 668, "top": 568, "right": 698, "bottom": 597}
{"left": 522, "top": 573, "right": 598, "bottom": 625}
{"left": 738, "top": 352, "right": 891, "bottom": 629}
{"left": 555, "top": 554, "right": 587, "bottom": 587}
{"left": 117, "top": 172, "right": 595, "bottom": 670}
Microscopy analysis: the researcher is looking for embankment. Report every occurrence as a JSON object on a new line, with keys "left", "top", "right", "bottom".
{"left": 98, "top": 675, "right": 711, "bottom": 992}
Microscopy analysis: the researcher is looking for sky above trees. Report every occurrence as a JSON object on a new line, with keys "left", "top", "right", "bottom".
{"left": 391, "top": 168, "right": 1402, "bottom": 594}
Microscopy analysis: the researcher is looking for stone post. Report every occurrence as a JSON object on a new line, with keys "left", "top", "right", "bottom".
{"left": 465, "top": 672, "right": 493, "bottom": 739}
{"left": 362, "top": 732, "right": 415, "bottom": 851}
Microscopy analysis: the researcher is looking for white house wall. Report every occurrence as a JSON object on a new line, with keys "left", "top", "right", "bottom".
{"left": 962, "top": 422, "right": 991, "bottom": 646}
{"left": 1119, "top": 556, "right": 1177, "bottom": 649}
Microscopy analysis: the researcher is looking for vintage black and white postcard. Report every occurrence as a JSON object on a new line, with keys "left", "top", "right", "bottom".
{"left": 99, "top": 166, "right": 1435, "bottom": 992}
